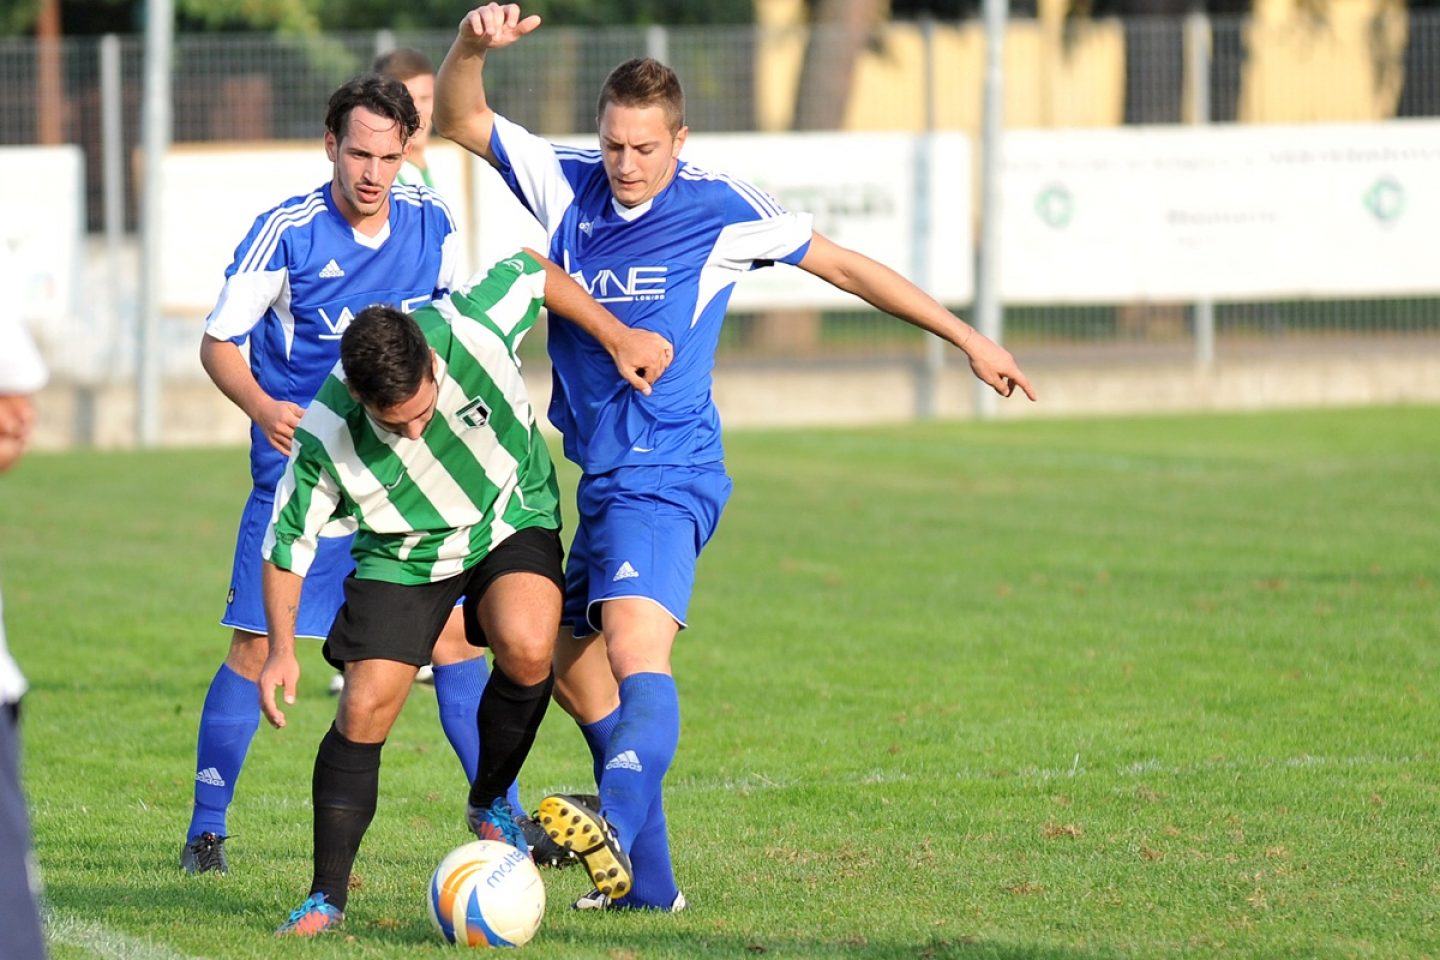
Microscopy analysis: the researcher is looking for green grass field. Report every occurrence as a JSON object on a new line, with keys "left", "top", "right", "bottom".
{"left": 2, "top": 406, "right": 1437, "bottom": 959}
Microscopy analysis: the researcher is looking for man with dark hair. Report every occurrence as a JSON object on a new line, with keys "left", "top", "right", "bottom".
{"left": 373, "top": 47, "right": 443, "bottom": 191}
{"left": 262, "top": 250, "right": 671, "bottom": 937}
{"left": 437, "top": 3, "right": 1035, "bottom": 911}
{"left": 182, "top": 72, "right": 485, "bottom": 876}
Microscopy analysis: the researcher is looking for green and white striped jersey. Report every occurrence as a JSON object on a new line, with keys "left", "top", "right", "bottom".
{"left": 263, "top": 252, "right": 560, "bottom": 586}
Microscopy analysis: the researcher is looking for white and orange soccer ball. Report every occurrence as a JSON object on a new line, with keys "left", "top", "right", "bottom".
{"left": 427, "top": 840, "right": 546, "bottom": 948}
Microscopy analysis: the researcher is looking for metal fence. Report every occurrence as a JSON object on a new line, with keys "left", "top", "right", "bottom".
{"left": 3, "top": 12, "right": 1438, "bottom": 390}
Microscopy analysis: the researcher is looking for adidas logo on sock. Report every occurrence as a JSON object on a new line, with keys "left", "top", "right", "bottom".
{"left": 604, "top": 749, "right": 643, "bottom": 773}
{"left": 318, "top": 258, "right": 345, "bottom": 279}
{"left": 195, "top": 766, "right": 226, "bottom": 787}
{"left": 612, "top": 561, "right": 640, "bottom": 582}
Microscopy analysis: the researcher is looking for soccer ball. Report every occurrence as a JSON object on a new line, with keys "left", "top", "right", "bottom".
{"left": 427, "top": 840, "right": 546, "bottom": 948}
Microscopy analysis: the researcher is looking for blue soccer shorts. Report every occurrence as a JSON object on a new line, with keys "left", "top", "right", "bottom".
{"left": 563, "top": 463, "right": 732, "bottom": 638}
{"left": 220, "top": 488, "right": 355, "bottom": 639}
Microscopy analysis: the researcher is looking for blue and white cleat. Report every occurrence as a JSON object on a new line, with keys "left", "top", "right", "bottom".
{"left": 466, "top": 796, "right": 529, "bottom": 854}
{"left": 275, "top": 891, "right": 344, "bottom": 937}
{"left": 574, "top": 888, "right": 687, "bottom": 912}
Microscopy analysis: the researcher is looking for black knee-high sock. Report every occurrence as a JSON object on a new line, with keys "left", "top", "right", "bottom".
{"left": 467, "top": 666, "right": 553, "bottom": 810}
{"left": 311, "top": 724, "right": 383, "bottom": 912}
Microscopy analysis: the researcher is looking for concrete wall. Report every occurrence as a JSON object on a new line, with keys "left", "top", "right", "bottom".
{"left": 27, "top": 338, "right": 1440, "bottom": 451}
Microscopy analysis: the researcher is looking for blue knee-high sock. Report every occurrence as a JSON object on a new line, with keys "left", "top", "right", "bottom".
{"left": 579, "top": 707, "right": 622, "bottom": 786}
{"left": 188, "top": 664, "right": 260, "bottom": 840}
{"left": 597, "top": 673, "right": 679, "bottom": 853}
{"left": 627, "top": 793, "right": 679, "bottom": 909}
{"left": 583, "top": 696, "right": 681, "bottom": 907}
{"left": 433, "top": 658, "right": 521, "bottom": 813}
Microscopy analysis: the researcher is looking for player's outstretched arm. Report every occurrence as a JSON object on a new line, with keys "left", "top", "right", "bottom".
{"left": 259, "top": 561, "right": 304, "bottom": 729}
{"left": 200, "top": 334, "right": 305, "bottom": 454}
{"left": 525, "top": 248, "right": 673, "bottom": 395}
{"left": 435, "top": 4, "right": 542, "bottom": 162}
{"left": 798, "top": 232, "right": 1036, "bottom": 401}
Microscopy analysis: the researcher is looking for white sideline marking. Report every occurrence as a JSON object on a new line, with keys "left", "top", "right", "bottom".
{"left": 46, "top": 911, "right": 206, "bottom": 960}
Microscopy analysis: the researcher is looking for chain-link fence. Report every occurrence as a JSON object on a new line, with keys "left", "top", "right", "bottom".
{"left": 2, "top": 11, "right": 1438, "bottom": 391}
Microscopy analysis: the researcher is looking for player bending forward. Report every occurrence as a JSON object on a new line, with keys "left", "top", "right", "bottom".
{"left": 263, "top": 251, "right": 670, "bottom": 937}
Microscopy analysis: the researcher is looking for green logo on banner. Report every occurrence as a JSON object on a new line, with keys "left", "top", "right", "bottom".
{"left": 1364, "top": 177, "right": 1404, "bottom": 223}
{"left": 1035, "top": 183, "right": 1073, "bottom": 229}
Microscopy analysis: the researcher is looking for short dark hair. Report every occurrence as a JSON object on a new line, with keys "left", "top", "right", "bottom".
{"left": 372, "top": 47, "right": 435, "bottom": 83}
{"left": 597, "top": 58, "right": 685, "bottom": 134}
{"left": 325, "top": 73, "right": 420, "bottom": 145}
{"left": 341, "top": 305, "right": 432, "bottom": 410}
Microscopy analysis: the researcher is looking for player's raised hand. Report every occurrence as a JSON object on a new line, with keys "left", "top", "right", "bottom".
{"left": 256, "top": 398, "right": 304, "bottom": 456}
{"left": 458, "top": 3, "right": 542, "bottom": 51}
{"left": 611, "top": 329, "right": 673, "bottom": 395}
{"left": 963, "top": 330, "right": 1037, "bottom": 401}
{"left": 259, "top": 650, "right": 300, "bottom": 729}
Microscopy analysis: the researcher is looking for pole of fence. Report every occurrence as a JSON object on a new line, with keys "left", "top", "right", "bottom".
{"left": 1186, "top": 5, "right": 1215, "bottom": 369}
{"left": 375, "top": 29, "right": 396, "bottom": 57}
{"left": 974, "top": 0, "right": 1008, "bottom": 421}
{"left": 646, "top": 25, "right": 669, "bottom": 65}
{"left": 98, "top": 33, "right": 124, "bottom": 446}
{"left": 137, "top": 0, "right": 173, "bottom": 447}
{"left": 915, "top": 16, "right": 940, "bottom": 420}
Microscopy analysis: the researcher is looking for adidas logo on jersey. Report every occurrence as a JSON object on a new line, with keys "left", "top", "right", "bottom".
{"left": 319, "top": 258, "right": 345, "bottom": 279}
{"left": 195, "top": 766, "right": 226, "bottom": 787}
{"left": 612, "top": 561, "right": 640, "bottom": 582}
{"left": 579, "top": 220, "right": 594, "bottom": 236}
{"left": 604, "top": 750, "right": 643, "bottom": 773}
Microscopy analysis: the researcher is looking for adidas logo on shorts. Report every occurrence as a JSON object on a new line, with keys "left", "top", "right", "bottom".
{"left": 612, "top": 561, "right": 640, "bottom": 582}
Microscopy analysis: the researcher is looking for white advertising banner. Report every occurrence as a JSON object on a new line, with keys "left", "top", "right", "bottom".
{"left": 165, "top": 132, "right": 973, "bottom": 315}
{"left": 0, "top": 145, "right": 84, "bottom": 326}
{"left": 1001, "top": 121, "right": 1440, "bottom": 302}
{"left": 677, "top": 131, "right": 973, "bottom": 308}
{"left": 453, "top": 131, "right": 976, "bottom": 310}
{"left": 475, "top": 131, "right": 979, "bottom": 308}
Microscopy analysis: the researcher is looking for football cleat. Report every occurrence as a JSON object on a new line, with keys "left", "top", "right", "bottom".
{"left": 574, "top": 888, "right": 688, "bottom": 912}
{"left": 275, "top": 892, "right": 344, "bottom": 937}
{"left": 180, "top": 831, "right": 229, "bottom": 875}
{"left": 536, "top": 794, "right": 632, "bottom": 900}
{"left": 467, "top": 796, "right": 529, "bottom": 853}
{"left": 519, "top": 812, "right": 575, "bottom": 868}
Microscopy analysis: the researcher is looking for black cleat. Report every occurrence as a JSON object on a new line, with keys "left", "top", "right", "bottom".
{"left": 180, "top": 831, "right": 229, "bottom": 875}
{"left": 519, "top": 813, "right": 576, "bottom": 868}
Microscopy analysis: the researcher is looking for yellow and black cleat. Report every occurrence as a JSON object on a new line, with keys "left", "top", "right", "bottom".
{"left": 537, "top": 794, "right": 633, "bottom": 900}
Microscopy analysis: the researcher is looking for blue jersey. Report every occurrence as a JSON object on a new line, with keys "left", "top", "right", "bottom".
{"left": 204, "top": 182, "right": 461, "bottom": 491}
{"left": 490, "top": 114, "right": 813, "bottom": 475}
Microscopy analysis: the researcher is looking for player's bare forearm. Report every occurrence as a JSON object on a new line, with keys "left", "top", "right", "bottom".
{"left": 201, "top": 335, "right": 267, "bottom": 422}
{"left": 201, "top": 335, "right": 304, "bottom": 453}
{"left": 798, "top": 233, "right": 1036, "bottom": 401}
{"left": 529, "top": 249, "right": 673, "bottom": 393}
{"left": 434, "top": 35, "right": 496, "bottom": 159}
{"left": 260, "top": 562, "right": 304, "bottom": 727}
{"left": 436, "top": 5, "right": 542, "bottom": 161}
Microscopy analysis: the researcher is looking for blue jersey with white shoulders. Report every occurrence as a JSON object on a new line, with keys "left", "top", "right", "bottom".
{"left": 204, "top": 182, "right": 461, "bottom": 491}
{"left": 490, "top": 113, "right": 813, "bottom": 475}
